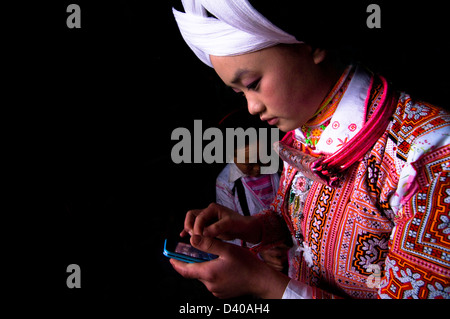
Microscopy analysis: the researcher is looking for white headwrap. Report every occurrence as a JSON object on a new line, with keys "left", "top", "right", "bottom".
{"left": 173, "top": 0, "right": 302, "bottom": 67}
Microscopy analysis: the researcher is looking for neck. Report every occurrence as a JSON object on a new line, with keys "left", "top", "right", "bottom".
{"left": 299, "top": 63, "right": 353, "bottom": 148}
{"left": 311, "top": 61, "right": 351, "bottom": 120}
{"left": 317, "top": 57, "right": 348, "bottom": 109}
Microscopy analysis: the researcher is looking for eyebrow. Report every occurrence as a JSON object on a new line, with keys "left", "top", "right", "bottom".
{"left": 231, "top": 69, "right": 250, "bottom": 84}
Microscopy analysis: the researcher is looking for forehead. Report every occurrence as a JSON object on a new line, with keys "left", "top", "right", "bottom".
{"left": 210, "top": 44, "right": 306, "bottom": 84}
{"left": 234, "top": 143, "right": 259, "bottom": 163}
{"left": 210, "top": 52, "right": 263, "bottom": 83}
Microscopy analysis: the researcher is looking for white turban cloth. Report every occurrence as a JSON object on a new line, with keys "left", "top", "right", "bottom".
{"left": 172, "top": 0, "right": 302, "bottom": 67}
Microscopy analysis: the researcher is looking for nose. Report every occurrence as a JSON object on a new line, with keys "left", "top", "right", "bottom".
{"left": 246, "top": 94, "right": 265, "bottom": 116}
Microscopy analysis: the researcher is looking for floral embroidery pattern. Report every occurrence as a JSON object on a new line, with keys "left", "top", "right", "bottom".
{"left": 289, "top": 173, "right": 314, "bottom": 242}
{"left": 293, "top": 175, "right": 310, "bottom": 193}
{"left": 404, "top": 102, "right": 430, "bottom": 121}
{"left": 427, "top": 282, "right": 450, "bottom": 299}
{"left": 302, "top": 123, "right": 328, "bottom": 148}
{"left": 438, "top": 213, "right": 450, "bottom": 236}
{"left": 354, "top": 233, "right": 389, "bottom": 274}
{"left": 380, "top": 255, "right": 450, "bottom": 299}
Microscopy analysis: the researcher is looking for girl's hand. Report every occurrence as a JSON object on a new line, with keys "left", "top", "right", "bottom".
{"left": 259, "top": 244, "right": 290, "bottom": 272}
{"left": 180, "top": 203, "right": 262, "bottom": 244}
{"left": 170, "top": 235, "right": 290, "bottom": 299}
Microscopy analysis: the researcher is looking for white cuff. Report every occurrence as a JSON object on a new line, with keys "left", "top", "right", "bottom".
{"left": 282, "top": 280, "right": 314, "bottom": 299}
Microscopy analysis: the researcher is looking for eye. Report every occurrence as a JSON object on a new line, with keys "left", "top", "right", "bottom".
{"left": 246, "top": 78, "right": 261, "bottom": 91}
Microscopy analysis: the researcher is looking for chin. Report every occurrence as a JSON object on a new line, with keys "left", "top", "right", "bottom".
{"left": 278, "top": 119, "right": 305, "bottom": 132}
{"left": 277, "top": 122, "right": 296, "bottom": 133}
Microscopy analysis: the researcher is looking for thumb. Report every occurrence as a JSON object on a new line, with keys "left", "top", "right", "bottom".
{"left": 190, "top": 235, "right": 227, "bottom": 256}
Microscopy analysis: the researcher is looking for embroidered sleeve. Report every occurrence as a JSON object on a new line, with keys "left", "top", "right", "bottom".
{"left": 387, "top": 94, "right": 450, "bottom": 214}
{"left": 379, "top": 145, "right": 450, "bottom": 299}
{"left": 282, "top": 280, "right": 342, "bottom": 299}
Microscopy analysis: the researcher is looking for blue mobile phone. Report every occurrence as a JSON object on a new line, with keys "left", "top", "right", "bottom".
{"left": 163, "top": 239, "right": 218, "bottom": 263}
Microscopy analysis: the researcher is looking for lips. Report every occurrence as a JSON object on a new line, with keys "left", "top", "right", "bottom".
{"left": 261, "top": 117, "right": 279, "bottom": 125}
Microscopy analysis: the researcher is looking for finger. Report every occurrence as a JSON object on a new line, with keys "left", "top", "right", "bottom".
{"left": 170, "top": 258, "right": 202, "bottom": 280}
{"left": 170, "top": 257, "right": 217, "bottom": 283}
{"left": 265, "top": 248, "right": 284, "bottom": 258}
{"left": 183, "top": 209, "right": 202, "bottom": 236}
{"left": 193, "top": 204, "right": 221, "bottom": 235}
{"left": 179, "top": 229, "right": 189, "bottom": 238}
{"left": 191, "top": 235, "right": 230, "bottom": 256}
{"left": 266, "top": 262, "right": 284, "bottom": 272}
{"left": 202, "top": 217, "right": 233, "bottom": 238}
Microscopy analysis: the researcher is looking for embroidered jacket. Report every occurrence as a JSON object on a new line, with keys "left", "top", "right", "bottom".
{"left": 256, "top": 65, "right": 450, "bottom": 299}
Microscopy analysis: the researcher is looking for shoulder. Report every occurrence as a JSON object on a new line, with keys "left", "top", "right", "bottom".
{"left": 216, "top": 164, "right": 233, "bottom": 189}
{"left": 217, "top": 164, "right": 231, "bottom": 180}
{"left": 388, "top": 92, "right": 450, "bottom": 162}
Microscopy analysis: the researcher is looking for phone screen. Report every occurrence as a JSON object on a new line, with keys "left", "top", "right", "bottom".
{"left": 163, "top": 239, "right": 218, "bottom": 263}
{"left": 174, "top": 242, "right": 217, "bottom": 261}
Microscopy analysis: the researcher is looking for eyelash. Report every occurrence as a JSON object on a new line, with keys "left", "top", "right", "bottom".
{"left": 231, "top": 78, "right": 261, "bottom": 97}
{"left": 246, "top": 78, "right": 260, "bottom": 91}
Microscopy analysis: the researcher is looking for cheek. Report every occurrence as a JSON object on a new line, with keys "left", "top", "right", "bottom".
{"left": 260, "top": 66, "right": 324, "bottom": 130}
{"left": 264, "top": 80, "right": 305, "bottom": 118}
{"left": 266, "top": 84, "right": 319, "bottom": 131}
{"left": 261, "top": 78, "right": 293, "bottom": 113}
{"left": 249, "top": 164, "right": 260, "bottom": 176}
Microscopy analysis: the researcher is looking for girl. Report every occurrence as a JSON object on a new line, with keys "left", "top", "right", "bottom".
{"left": 170, "top": 0, "right": 450, "bottom": 299}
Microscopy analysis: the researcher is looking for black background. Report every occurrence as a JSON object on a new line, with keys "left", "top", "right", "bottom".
{"left": 7, "top": 0, "right": 450, "bottom": 312}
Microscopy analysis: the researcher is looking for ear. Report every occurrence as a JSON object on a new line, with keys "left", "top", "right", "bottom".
{"left": 312, "top": 47, "right": 327, "bottom": 65}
